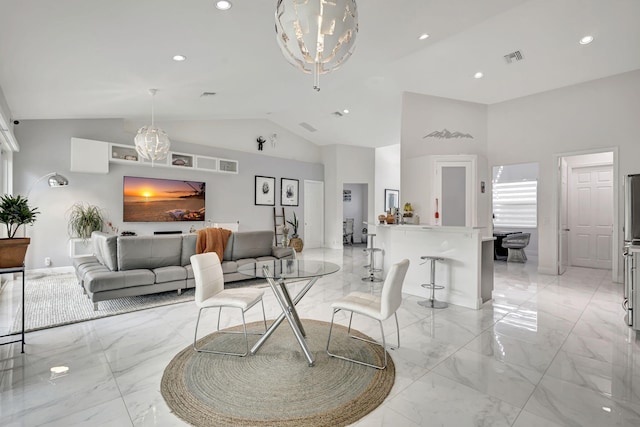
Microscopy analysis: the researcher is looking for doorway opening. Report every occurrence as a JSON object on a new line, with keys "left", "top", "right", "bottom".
{"left": 343, "top": 183, "right": 367, "bottom": 246}
{"left": 558, "top": 151, "right": 615, "bottom": 275}
{"left": 492, "top": 162, "right": 539, "bottom": 264}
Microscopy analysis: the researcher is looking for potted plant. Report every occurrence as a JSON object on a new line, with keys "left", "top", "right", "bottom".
{"left": 287, "top": 212, "right": 304, "bottom": 252}
{"left": 0, "top": 194, "right": 40, "bottom": 268}
{"left": 67, "top": 202, "right": 104, "bottom": 241}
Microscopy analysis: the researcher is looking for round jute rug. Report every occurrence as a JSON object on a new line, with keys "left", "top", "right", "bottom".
{"left": 161, "top": 319, "right": 395, "bottom": 427}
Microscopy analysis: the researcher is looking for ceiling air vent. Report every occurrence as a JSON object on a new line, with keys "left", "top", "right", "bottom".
{"left": 503, "top": 50, "right": 524, "bottom": 64}
{"left": 200, "top": 92, "right": 217, "bottom": 97}
{"left": 299, "top": 122, "right": 317, "bottom": 132}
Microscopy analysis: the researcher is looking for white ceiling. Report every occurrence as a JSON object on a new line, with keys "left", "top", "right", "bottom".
{"left": 1, "top": 0, "right": 639, "bottom": 148}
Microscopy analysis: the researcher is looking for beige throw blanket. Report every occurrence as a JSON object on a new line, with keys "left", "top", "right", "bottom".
{"left": 196, "top": 228, "right": 232, "bottom": 261}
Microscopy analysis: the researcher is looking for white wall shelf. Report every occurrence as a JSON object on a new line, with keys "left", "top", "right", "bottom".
{"left": 102, "top": 142, "right": 238, "bottom": 174}
{"left": 218, "top": 158, "right": 239, "bottom": 174}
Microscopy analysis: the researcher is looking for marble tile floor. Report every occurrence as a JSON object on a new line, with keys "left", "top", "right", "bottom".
{"left": 1, "top": 247, "right": 639, "bottom": 426}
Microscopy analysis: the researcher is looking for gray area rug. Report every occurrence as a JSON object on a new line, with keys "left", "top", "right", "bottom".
{"left": 8, "top": 272, "right": 267, "bottom": 333}
{"left": 161, "top": 319, "right": 395, "bottom": 427}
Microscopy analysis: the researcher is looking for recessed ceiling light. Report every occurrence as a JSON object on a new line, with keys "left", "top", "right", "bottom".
{"left": 474, "top": 72, "right": 484, "bottom": 79}
{"left": 215, "top": 1, "right": 232, "bottom": 10}
{"left": 172, "top": 54, "right": 187, "bottom": 62}
{"left": 343, "top": 109, "right": 350, "bottom": 114}
{"left": 579, "top": 35, "right": 594, "bottom": 45}
{"left": 418, "top": 33, "right": 430, "bottom": 41}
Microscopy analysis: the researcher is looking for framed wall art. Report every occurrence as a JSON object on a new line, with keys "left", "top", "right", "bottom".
{"left": 255, "top": 175, "right": 276, "bottom": 206}
{"left": 384, "top": 189, "right": 399, "bottom": 212}
{"left": 281, "top": 178, "right": 299, "bottom": 206}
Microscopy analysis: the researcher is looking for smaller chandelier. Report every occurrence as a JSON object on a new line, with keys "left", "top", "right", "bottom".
{"left": 275, "top": 0, "right": 358, "bottom": 91}
{"left": 134, "top": 89, "right": 170, "bottom": 164}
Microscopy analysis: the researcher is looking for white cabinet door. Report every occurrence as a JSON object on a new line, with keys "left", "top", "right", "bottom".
{"left": 434, "top": 158, "right": 474, "bottom": 227}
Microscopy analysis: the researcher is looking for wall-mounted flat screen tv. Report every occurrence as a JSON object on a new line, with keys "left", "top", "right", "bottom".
{"left": 123, "top": 176, "right": 206, "bottom": 222}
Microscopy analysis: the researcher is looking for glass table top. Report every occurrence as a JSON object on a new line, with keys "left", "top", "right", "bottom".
{"left": 237, "top": 259, "right": 340, "bottom": 280}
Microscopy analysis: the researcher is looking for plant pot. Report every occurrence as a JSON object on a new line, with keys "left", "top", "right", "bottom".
{"left": 0, "top": 238, "right": 30, "bottom": 268}
{"left": 289, "top": 237, "right": 304, "bottom": 253}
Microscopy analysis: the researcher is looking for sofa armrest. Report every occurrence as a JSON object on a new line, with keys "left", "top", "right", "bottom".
{"left": 272, "top": 246, "right": 295, "bottom": 259}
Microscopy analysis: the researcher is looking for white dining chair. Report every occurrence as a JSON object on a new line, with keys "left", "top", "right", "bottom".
{"left": 190, "top": 253, "right": 268, "bottom": 356}
{"left": 326, "top": 258, "right": 410, "bottom": 369}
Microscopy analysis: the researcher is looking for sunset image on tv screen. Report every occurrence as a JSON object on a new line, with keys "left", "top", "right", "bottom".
{"left": 123, "top": 176, "right": 205, "bottom": 222}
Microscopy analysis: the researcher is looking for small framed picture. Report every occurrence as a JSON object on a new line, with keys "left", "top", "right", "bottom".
{"left": 384, "top": 189, "right": 399, "bottom": 212}
{"left": 255, "top": 175, "right": 276, "bottom": 206}
{"left": 281, "top": 178, "right": 299, "bottom": 206}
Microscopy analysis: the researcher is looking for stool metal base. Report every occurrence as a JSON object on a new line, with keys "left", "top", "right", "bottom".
{"left": 362, "top": 275, "right": 383, "bottom": 282}
{"left": 418, "top": 299, "right": 448, "bottom": 309}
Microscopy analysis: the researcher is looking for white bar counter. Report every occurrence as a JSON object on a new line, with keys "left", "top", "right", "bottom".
{"left": 372, "top": 224, "right": 494, "bottom": 309}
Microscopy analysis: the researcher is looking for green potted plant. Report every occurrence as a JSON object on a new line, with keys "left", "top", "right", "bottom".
{"left": 287, "top": 212, "right": 304, "bottom": 252}
{"left": 0, "top": 194, "right": 40, "bottom": 268}
{"left": 67, "top": 202, "right": 105, "bottom": 241}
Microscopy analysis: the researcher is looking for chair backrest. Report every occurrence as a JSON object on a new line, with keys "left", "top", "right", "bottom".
{"left": 502, "top": 232, "right": 531, "bottom": 248}
{"left": 190, "top": 253, "right": 225, "bottom": 307}
{"left": 345, "top": 218, "right": 354, "bottom": 234}
{"left": 380, "top": 259, "right": 410, "bottom": 319}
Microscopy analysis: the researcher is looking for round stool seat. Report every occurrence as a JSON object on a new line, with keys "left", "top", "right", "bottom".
{"left": 421, "top": 255, "right": 444, "bottom": 262}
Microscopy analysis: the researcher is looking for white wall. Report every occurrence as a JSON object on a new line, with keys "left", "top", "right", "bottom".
{"left": 124, "top": 119, "right": 322, "bottom": 164}
{"left": 488, "top": 69, "right": 640, "bottom": 276}
{"left": 13, "top": 119, "right": 323, "bottom": 268}
{"left": 400, "top": 92, "right": 488, "bottom": 225}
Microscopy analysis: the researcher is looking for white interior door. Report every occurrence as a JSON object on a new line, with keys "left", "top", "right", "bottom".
{"left": 569, "top": 165, "right": 613, "bottom": 269}
{"left": 303, "top": 180, "right": 324, "bottom": 248}
{"left": 558, "top": 157, "right": 569, "bottom": 275}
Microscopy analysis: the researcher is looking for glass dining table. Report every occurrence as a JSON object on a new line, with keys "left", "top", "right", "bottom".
{"left": 238, "top": 259, "right": 340, "bottom": 367}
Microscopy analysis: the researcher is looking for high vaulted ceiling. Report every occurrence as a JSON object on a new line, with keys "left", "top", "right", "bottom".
{"left": 1, "top": 0, "right": 639, "bottom": 148}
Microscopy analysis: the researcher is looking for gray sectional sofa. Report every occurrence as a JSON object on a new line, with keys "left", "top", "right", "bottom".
{"left": 74, "top": 230, "right": 294, "bottom": 310}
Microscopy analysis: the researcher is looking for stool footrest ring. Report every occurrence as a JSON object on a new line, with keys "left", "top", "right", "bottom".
{"left": 421, "top": 283, "right": 444, "bottom": 290}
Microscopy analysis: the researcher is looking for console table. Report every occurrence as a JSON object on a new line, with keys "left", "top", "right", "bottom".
{"left": 0, "top": 265, "right": 25, "bottom": 353}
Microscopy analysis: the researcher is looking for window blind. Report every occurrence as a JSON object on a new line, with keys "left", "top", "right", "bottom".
{"left": 492, "top": 180, "right": 537, "bottom": 228}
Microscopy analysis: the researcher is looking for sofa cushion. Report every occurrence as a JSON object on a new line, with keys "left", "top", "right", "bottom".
{"left": 221, "top": 260, "right": 238, "bottom": 275}
{"left": 231, "top": 231, "right": 274, "bottom": 261}
{"left": 153, "top": 266, "right": 187, "bottom": 284}
{"left": 184, "top": 264, "right": 194, "bottom": 279}
{"left": 73, "top": 255, "right": 97, "bottom": 270}
{"left": 92, "top": 231, "right": 119, "bottom": 271}
{"left": 222, "top": 233, "right": 235, "bottom": 261}
{"left": 84, "top": 269, "right": 155, "bottom": 293}
{"left": 181, "top": 234, "right": 197, "bottom": 266}
{"left": 117, "top": 235, "right": 182, "bottom": 270}
{"left": 272, "top": 247, "right": 295, "bottom": 259}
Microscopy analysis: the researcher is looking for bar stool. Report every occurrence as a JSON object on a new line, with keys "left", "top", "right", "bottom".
{"left": 418, "top": 256, "right": 448, "bottom": 309}
{"left": 362, "top": 233, "right": 383, "bottom": 283}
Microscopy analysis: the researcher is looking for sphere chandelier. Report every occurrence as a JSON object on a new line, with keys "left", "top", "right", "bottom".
{"left": 134, "top": 89, "right": 171, "bottom": 164}
{"left": 275, "top": 0, "right": 358, "bottom": 91}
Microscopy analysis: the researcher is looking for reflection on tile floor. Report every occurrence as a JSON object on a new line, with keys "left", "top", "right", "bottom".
{"left": 1, "top": 247, "right": 639, "bottom": 426}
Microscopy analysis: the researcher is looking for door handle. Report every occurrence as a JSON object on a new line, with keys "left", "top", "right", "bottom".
{"left": 563, "top": 228, "right": 570, "bottom": 231}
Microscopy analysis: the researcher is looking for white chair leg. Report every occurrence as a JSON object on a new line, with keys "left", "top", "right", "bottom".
{"left": 194, "top": 301, "right": 269, "bottom": 357}
{"left": 326, "top": 309, "right": 392, "bottom": 370}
